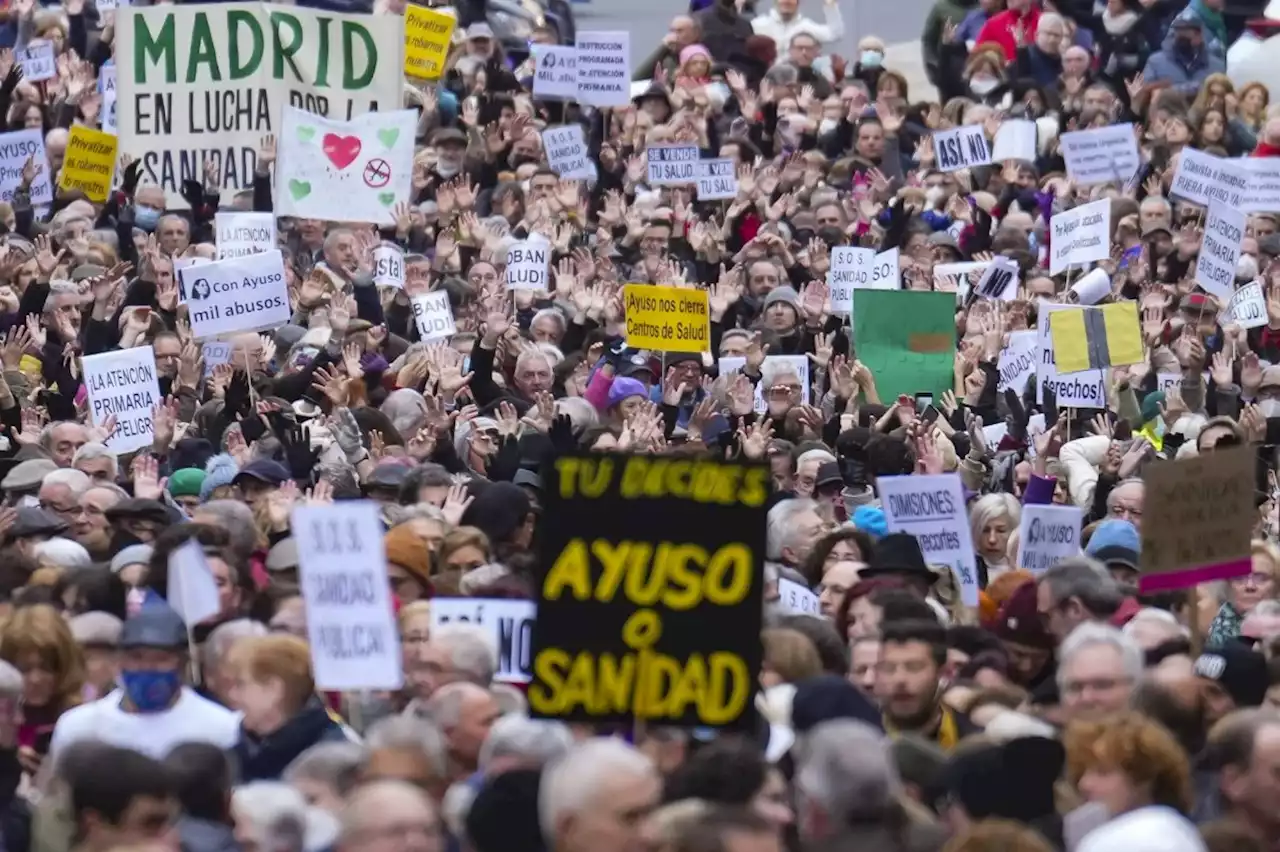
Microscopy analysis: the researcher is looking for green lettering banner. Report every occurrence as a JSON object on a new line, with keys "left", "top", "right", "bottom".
{"left": 116, "top": 3, "right": 405, "bottom": 208}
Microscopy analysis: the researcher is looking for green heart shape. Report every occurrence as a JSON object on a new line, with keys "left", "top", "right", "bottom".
{"left": 288, "top": 179, "right": 312, "bottom": 200}
{"left": 297, "top": 126, "right": 316, "bottom": 143}
{"left": 377, "top": 128, "right": 400, "bottom": 149}
{"left": 377, "top": 191, "right": 395, "bottom": 206}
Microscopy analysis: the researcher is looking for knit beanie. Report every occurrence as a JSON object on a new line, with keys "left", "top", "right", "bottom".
{"left": 199, "top": 454, "right": 239, "bottom": 502}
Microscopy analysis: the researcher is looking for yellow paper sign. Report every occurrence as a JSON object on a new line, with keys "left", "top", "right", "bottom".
{"left": 1049, "top": 302, "right": 1143, "bottom": 375}
{"left": 404, "top": 5, "right": 456, "bottom": 80}
{"left": 59, "top": 125, "right": 118, "bottom": 203}
{"left": 623, "top": 284, "right": 710, "bottom": 353}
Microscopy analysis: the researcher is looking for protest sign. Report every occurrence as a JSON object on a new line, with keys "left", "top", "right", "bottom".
{"left": 1037, "top": 303, "right": 1107, "bottom": 408}
{"left": 167, "top": 539, "right": 221, "bottom": 627}
{"left": 1016, "top": 504, "right": 1082, "bottom": 573}
{"left": 647, "top": 145, "right": 699, "bottom": 185}
{"left": 1156, "top": 373, "right": 1182, "bottom": 393}
{"left": 59, "top": 125, "right": 117, "bottom": 203}
{"left": 624, "top": 284, "right": 710, "bottom": 353}
{"left": 868, "top": 248, "right": 901, "bottom": 290}
{"left": 529, "top": 452, "right": 767, "bottom": 727}
{"left": 373, "top": 244, "right": 405, "bottom": 288}
{"left": 718, "top": 355, "right": 810, "bottom": 413}
{"left": 412, "top": 291, "right": 456, "bottom": 341}
{"left": 116, "top": 4, "right": 405, "bottom": 208}
{"left": 1170, "top": 147, "right": 1250, "bottom": 209}
{"left": 575, "top": 31, "right": 629, "bottom": 107}
{"left": 294, "top": 501, "right": 402, "bottom": 690}
{"left": 1236, "top": 158, "right": 1280, "bottom": 213}
{"left": 875, "top": 473, "right": 980, "bottom": 605}
{"left": 83, "top": 346, "right": 162, "bottom": 455}
{"left": 695, "top": 159, "right": 737, "bottom": 200}
{"left": 853, "top": 290, "right": 954, "bottom": 402}
{"left": 431, "top": 598, "right": 537, "bottom": 684}
{"left": 506, "top": 240, "right": 549, "bottom": 290}
{"left": 991, "top": 120, "right": 1037, "bottom": 162}
{"left": 997, "top": 330, "right": 1037, "bottom": 396}
{"left": 402, "top": 5, "right": 455, "bottom": 80}
{"left": 0, "top": 130, "right": 51, "bottom": 206}
{"left": 1223, "top": 281, "right": 1267, "bottom": 329}
{"left": 179, "top": 249, "right": 291, "bottom": 339}
{"left": 1049, "top": 199, "right": 1110, "bottom": 275}
{"left": 777, "top": 578, "right": 819, "bottom": 615}
{"left": 201, "top": 340, "right": 232, "bottom": 377}
{"left": 17, "top": 41, "right": 55, "bottom": 83}
{"left": 1049, "top": 303, "right": 1143, "bottom": 374}
{"left": 533, "top": 45, "right": 577, "bottom": 100}
{"left": 828, "top": 246, "right": 873, "bottom": 313}
{"left": 215, "top": 212, "right": 276, "bottom": 260}
{"left": 1059, "top": 124, "right": 1140, "bottom": 185}
{"left": 100, "top": 63, "right": 118, "bottom": 134}
{"left": 274, "top": 106, "right": 416, "bottom": 226}
{"left": 542, "top": 125, "right": 591, "bottom": 179}
{"left": 933, "top": 125, "right": 990, "bottom": 172}
{"left": 1196, "top": 201, "right": 1246, "bottom": 301}
{"left": 974, "top": 256, "right": 1019, "bottom": 301}
{"left": 1070, "top": 268, "right": 1111, "bottom": 306}
{"left": 1139, "top": 447, "right": 1255, "bottom": 592}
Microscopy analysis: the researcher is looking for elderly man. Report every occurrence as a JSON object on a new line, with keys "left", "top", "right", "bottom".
{"left": 363, "top": 716, "right": 449, "bottom": 802}
{"left": 72, "top": 443, "right": 118, "bottom": 483}
{"left": 38, "top": 468, "right": 91, "bottom": 529}
{"left": 1013, "top": 13, "right": 1067, "bottom": 87}
{"left": 409, "top": 624, "right": 498, "bottom": 702}
{"left": 765, "top": 498, "right": 826, "bottom": 581}
{"left": 1057, "top": 623, "right": 1143, "bottom": 721}
{"left": 419, "top": 683, "right": 502, "bottom": 783}
{"left": 539, "top": 739, "right": 660, "bottom": 852}
{"left": 1036, "top": 558, "right": 1125, "bottom": 644}
{"left": 74, "top": 483, "right": 128, "bottom": 560}
{"left": 339, "top": 780, "right": 442, "bottom": 852}
{"left": 40, "top": 420, "right": 88, "bottom": 468}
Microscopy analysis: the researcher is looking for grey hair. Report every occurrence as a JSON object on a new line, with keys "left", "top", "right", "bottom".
{"left": 1122, "top": 606, "right": 1187, "bottom": 641}
{"left": 283, "top": 742, "right": 369, "bottom": 798}
{"left": 1105, "top": 478, "right": 1145, "bottom": 511}
{"left": 0, "top": 660, "right": 22, "bottom": 702}
{"left": 365, "top": 716, "right": 448, "bottom": 780}
{"left": 794, "top": 720, "right": 900, "bottom": 831}
{"left": 32, "top": 537, "right": 91, "bottom": 570}
{"left": 84, "top": 482, "right": 129, "bottom": 502}
{"left": 1038, "top": 556, "right": 1123, "bottom": 618}
{"left": 196, "top": 500, "right": 259, "bottom": 561}
{"left": 41, "top": 467, "right": 90, "bottom": 496}
{"left": 1036, "top": 11, "right": 1065, "bottom": 32}
{"left": 72, "top": 442, "right": 118, "bottom": 478}
{"left": 41, "top": 280, "right": 79, "bottom": 313}
{"left": 232, "top": 782, "right": 338, "bottom": 852}
{"left": 1056, "top": 622, "right": 1144, "bottom": 692}
{"left": 766, "top": 497, "right": 820, "bottom": 562}
{"left": 539, "top": 739, "right": 655, "bottom": 843}
{"left": 554, "top": 397, "right": 599, "bottom": 432}
{"left": 441, "top": 782, "right": 477, "bottom": 843}
{"left": 1251, "top": 599, "right": 1280, "bottom": 619}
{"left": 514, "top": 348, "right": 553, "bottom": 376}
{"left": 531, "top": 308, "right": 566, "bottom": 334}
{"left": 420, "top": 682, "right": 480, "bottom": 729}
{"left": 794, "top": 448, "right": 836, "bottom": 471}
{"left": 430, "top": 624, "right": 498, "bottom": 686}
{"left": 491, "top": 683, "right": 528, "bottom": 715}
{"left": 968, "top": 493, "right": 1021, "bottom": 550}
{"left": 388, "top": 503, "right": 448, "bottom": 525}
{"left": 203, "top": 618, "right": 268, "bottom": 674}
{"left": 761, "top": 359, "right": 803, "bottom": 389}
{"left": 479, "top": 715, "right": 574, "bottom": 772}
{"left": 38, "top": 420, "right": 86, "bottom": 453}
{"left": 381, "top": 388, "right": 429, "bottom": 437}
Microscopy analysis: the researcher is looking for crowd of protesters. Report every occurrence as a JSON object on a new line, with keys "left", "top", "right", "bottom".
{"left": 0, "top": 0, "right": 1278, "bottom": 851}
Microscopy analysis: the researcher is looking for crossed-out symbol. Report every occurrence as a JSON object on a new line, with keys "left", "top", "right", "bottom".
{"left": 363, "top": 159, "right": 391, "bottom": 188}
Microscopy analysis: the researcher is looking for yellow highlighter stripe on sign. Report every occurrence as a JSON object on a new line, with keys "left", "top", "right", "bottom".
{"left": 1049, "top": 302, "right": 1143, "bottom": 375}
{"left": 623, "top": 284, "right": 710, "bottom": 354}
{"left": 403, "top": 5, "right": 456, "bottom": 80}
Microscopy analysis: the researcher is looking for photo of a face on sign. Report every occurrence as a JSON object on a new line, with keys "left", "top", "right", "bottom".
{"left": 274, "top": 105, "right": 417, "bottom": 227}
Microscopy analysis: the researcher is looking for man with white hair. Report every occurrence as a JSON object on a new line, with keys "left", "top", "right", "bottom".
{"left": 479, "top": 715, "right": 574, "bottom": 775}
{"left": 1057, "top": 622, "right": 1144, "bottom": 721}
{"left": 37, "top": 468, "right": 90, "bottom": 527}
{"left": 539, "top": 738, "right": 660, "bottom": 852}
{"left": 765, "top": 498, "right": 825, "bottom": 580}
{"left": 1122, "top": 607, "right": 1187, "bottom": 651}
{"left": 419, "top": 682, "right": 502, "bottom": 783}
{"left": 410, "top": 624, "right": 498, "bottom": 701}
{"left": 72, "top": 442, "right": 118, "bottom": 483}
{"left": 340, "top": 780, "right": 441, "bottom": 852}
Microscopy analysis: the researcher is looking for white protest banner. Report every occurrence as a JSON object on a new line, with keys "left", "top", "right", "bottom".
{"left": 17, "top": 41, "right": 55, "bottom": 83}
{"left": 1070, "top": 268, "right": 1111, "bottom": 306}
{"left": 373, "top": 244, "right": 405, "bottom": 288}
{"left": 998, "top": 330, "right": 1037, "bottom": 396}
{"left": 867, "top": 247, "right": 900, "bottom": 290}
{"left": 532, "top": 45, "right": 577, "bottom": 100}
{"left": 777, "top": 578, "right": 820, "bottom": 615}
{"left": 1059, "top": 124, "right": 1140, "bottom": 186}
{"left": 274, "top": 105, "right": 416, "bottom": 227}
{"left": 179, "top": 249, "right": 291, "bottom": 340}
{"left": 83, "top": 345, "right": 161, "bottom": 454}
{"left": 1049, "top": 199, "right": 1110, "bottom": 275}
{"left": 1223, "top": 281, "right": 1267, "bottom": 329}
{"left": 0, "top": 129, "right": 52, "bottom": 206}
{"left": 1156, "top": 373, "right": 1182, "bottom": 393}
{"left": 1016, "top": 504, "right": 1083, "bottom": 573}
{"left": 412, "top": 291, "right": 456, "bottom": 341}
{"left": 991, "top": 119, "right": 1037, "bottom": 162}
{"left": 542, "top": 125, "right": 590, "bottom": 179}
{"left": 1170, "top": 148, "right": 1250, "bottom": 208}
{"left": 695, "top": 158, "right": 737, "bottom": 200}
{"left": 575, "top": 31, "right": 629, "bottom": 107}
{"left": 100, "top": 63, "right": 118, "bottom": 134}
{"left": 1235, "top": 158, "right": 1280, "bottom": 213}
{"left": 201, "top": 340, "right": 232, "bottom": 377}
{"left": 875, "top": 473, "right": 980, "bottom": 606}
{"left": 933, "top": 124, "right": 990, "bottom": 172}
{"left": 294, "top": 501, "right": 402, "bottom": 691}
{"left": 828, "top": 246, "right": 873, "bottom": 313}
{"left": 974, "top": 256, "right": 1019, "bottom": 301}
{"left": 506, "top": 240, "right": 549, "bottom": 290}
{"left": 117, "top": 4, "right": 406, "bottom": 209}
{"left": 1196, "top": 201, "right": 1246, "bottom": 301}
{"left": 215, "top": 212, "right": 276, "bottom": 260}
{"left": 431, "top": 598, "right": 536, "bottom": 683}
{"left": 647, "top": 144, "right": 699, "bottom": 185}
{"left": 1037, "top": 303, "right": 1107, "bottom": 407}
{"left": 719, "top": 355, "right": 810, "bottom": 413}
{"left": 167, "top": 539, "right": 221, "bottom": 626}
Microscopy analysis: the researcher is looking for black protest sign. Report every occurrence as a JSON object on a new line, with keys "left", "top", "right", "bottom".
{"left": 529, "top": 452, "right": 768, "bottom": 729}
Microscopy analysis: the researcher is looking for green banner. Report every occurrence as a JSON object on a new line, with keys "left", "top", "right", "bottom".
{"left": 853, "top": 290, "right": 956, "bottom": 402}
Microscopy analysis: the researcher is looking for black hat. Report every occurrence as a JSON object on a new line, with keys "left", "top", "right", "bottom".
{"left": 233, "top": 459, "right": 291, "bottom": 487}
{"left": 1195, "top": 644, "right": 1269, "bottom": 708}
{"left": 8, "top": 506, "right": 68, "bottom": 540}
{"left": 942, "top": 737, "right": 1064, "bottom": 821}
{"left": 105, "top": 498, "right": 176, "bottom": 526}
{"left": 815, "top": 461, "right": 844, "bottom": 492}
{"left": 790, "top": 674, "right": 883, "bottom": 734}
{"left": 618, "top": 351, "right": 655, "bottom": 380}
{"left": 120, "top": 606, "right": 188, "bottom": 650}
{"left": 466, "top": 769, "right": 546, "bottom": 852}
{"left": 859, "top": 532, "right": 935, "bottom": 585}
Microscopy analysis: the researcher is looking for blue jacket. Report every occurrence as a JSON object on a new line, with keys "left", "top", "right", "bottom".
{"left": 1142, "top": 44, "right": 1224, "bottom": 96}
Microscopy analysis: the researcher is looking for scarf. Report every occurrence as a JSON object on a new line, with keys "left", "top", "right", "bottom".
{"left": 1207, "top": 601, "right": 1243, "bottom": 646}
{"left": 1101, "top": 9, "right": 1139, "bottom": 36}
{"left": 1191, "top": 0, "right": 1227, "bottom": 46}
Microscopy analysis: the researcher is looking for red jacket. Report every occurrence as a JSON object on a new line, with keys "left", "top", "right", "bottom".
{"left": 976, "top": 6, "right": 1042, "bottom": 63}
{"left": 1253, "top": 141, "right": 1280, "bottom": 157}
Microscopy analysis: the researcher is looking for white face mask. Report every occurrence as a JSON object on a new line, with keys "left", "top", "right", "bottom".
{"left": 818, "top": 118, "right": 839, "bottom": 136}
{"left": 925, "top": 186, "right": 947, "bottom": 207}
{"left": 970, "top": 76, "right": 1000, "bottom": 96}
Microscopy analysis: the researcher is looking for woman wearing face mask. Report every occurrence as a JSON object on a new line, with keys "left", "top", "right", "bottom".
{"left": 960, "top": 47, "right": 1009, "bottom": 107}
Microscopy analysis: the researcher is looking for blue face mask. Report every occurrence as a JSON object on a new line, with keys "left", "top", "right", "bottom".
{"left": 860, "top": 50, "right": 883, "bottom": 69}
{"left": 134, "top": 206, "right": 162, "bottom": 231}
{"left": 120, "top": 669, "right": 181, "bottom": 713}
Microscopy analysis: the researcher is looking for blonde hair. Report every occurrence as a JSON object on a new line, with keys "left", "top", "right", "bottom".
{"left": 228, "top": 635, "right": 316, "bottom": 714}
{"left": 0, "top": 604, "right": 85, "bottom": 713}
{"left": 761, "top": 628, "right": 823, "bottom": 683}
